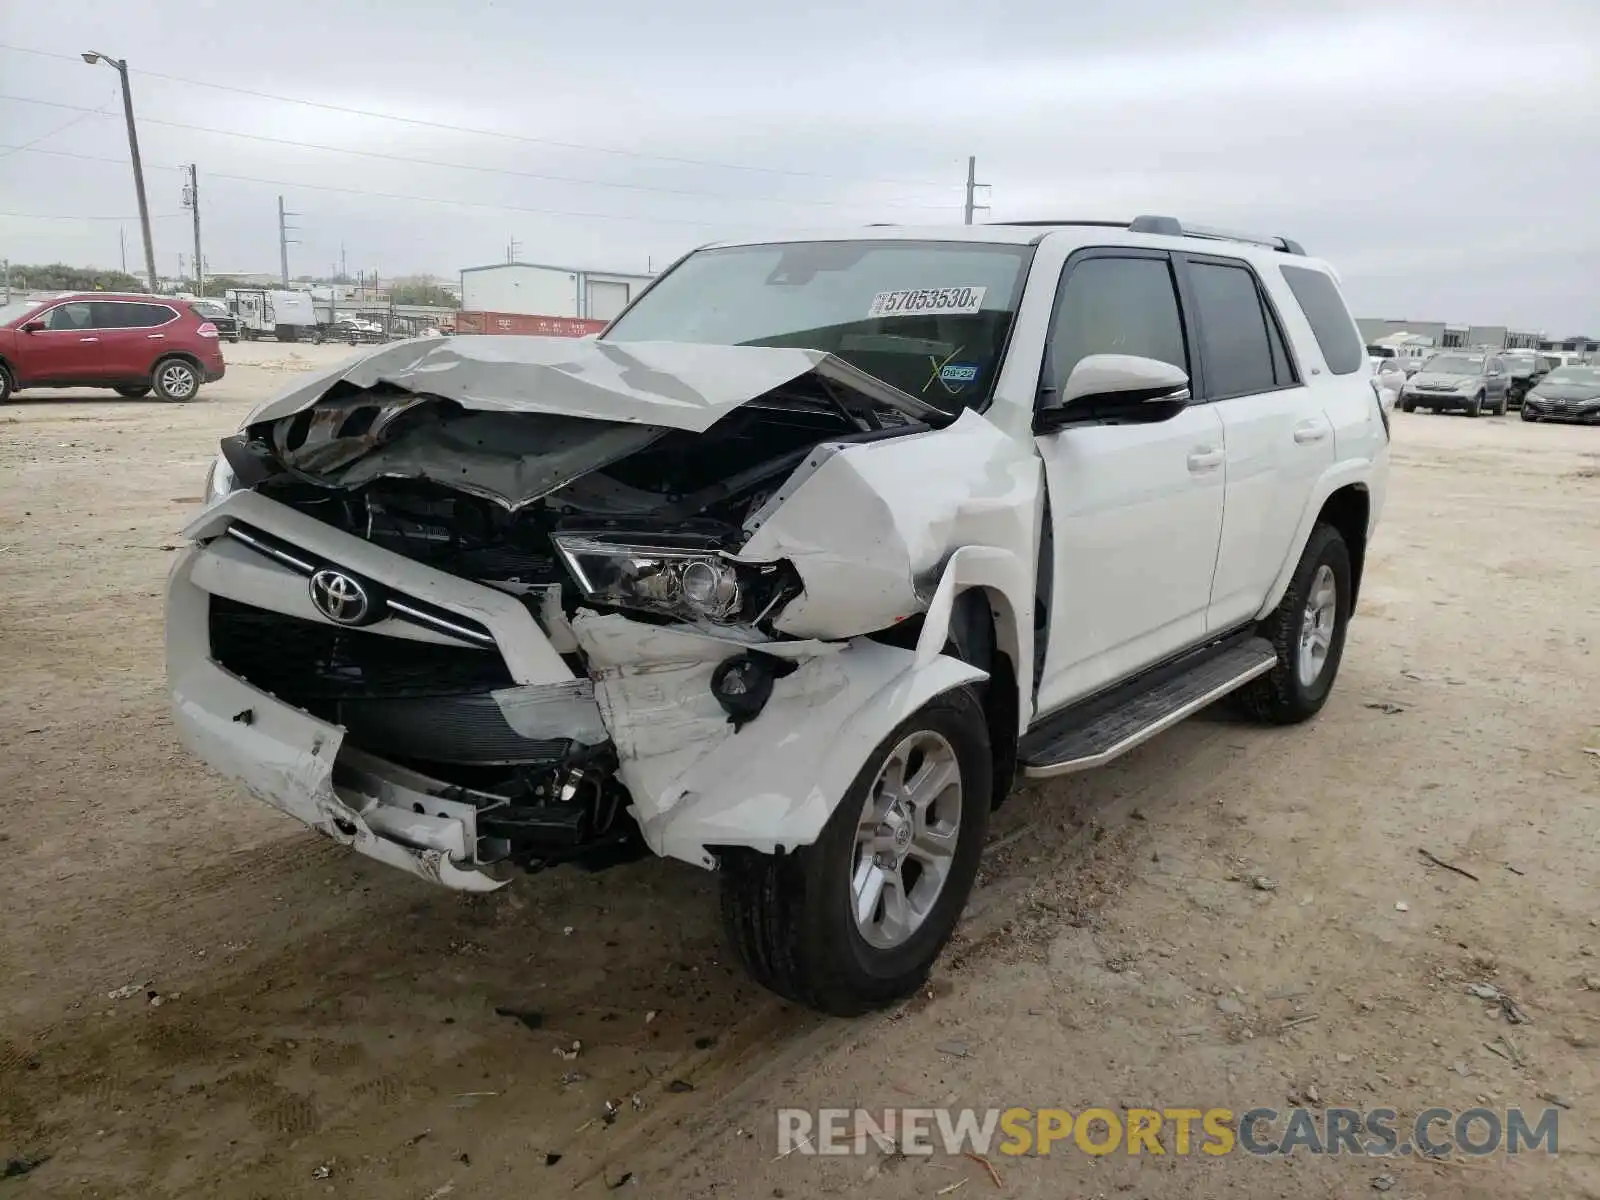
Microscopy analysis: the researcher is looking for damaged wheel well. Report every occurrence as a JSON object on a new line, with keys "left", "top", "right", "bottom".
{"left": 869, "top": 588, "right": 1019, "bottom": 808}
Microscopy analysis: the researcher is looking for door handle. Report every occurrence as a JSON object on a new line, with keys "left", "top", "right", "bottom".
{"left": 1293, "top": 421, "right": 1328, "bottom": 444}
{"left": 1187, "top": 447, "right": 1223, "bottom": 472}
{"left": 78, "top": 337, "right": 100, "bottom": 343}
{"left": 147, "top": 333, "right": 166, "bottom": 340}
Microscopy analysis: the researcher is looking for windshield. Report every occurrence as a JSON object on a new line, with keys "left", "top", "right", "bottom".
{"left": 603, "top": 239, "right": 1034, "bottom": 412}
{"left": 1543, "top": 366, "right": 1600, "bottom": 386}
{"left": 1422, "top": 355, "right": 1483, "bottom": 375}
{"left": 0, "top": 298, "right": 47, "bottom": 325}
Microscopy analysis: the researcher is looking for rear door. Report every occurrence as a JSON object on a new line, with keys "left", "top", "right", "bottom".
{"left": 1179, "top": 254, "right": 1332, "bottom": 632}
{"left": 92, "top": 301, "right": 178, "bottom": 380}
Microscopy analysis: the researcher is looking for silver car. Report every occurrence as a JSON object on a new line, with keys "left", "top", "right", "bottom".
{"left": 1398, "top": 352, "right": 1510, "bottom": 417}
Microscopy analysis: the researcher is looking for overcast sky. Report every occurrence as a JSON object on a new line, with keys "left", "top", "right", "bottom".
{"left": 3, "top": 0, "right": 1597, "bottom": 332}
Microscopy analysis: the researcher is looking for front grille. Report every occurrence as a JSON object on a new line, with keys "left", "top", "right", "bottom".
{"left": 208, "top": 597, "right": 570, "bottom": 766}
{"left": 209, "top": 596, "right": 513, "bottom": 701}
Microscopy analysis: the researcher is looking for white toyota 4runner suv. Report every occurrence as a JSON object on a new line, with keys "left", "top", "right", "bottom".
{"left": 169, "top": 216, "right": 1389, "bottom": 1015}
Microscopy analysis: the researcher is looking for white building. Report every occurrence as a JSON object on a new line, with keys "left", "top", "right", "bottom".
{"left": 459, "top": 262, "right": 654, "bottom": 320}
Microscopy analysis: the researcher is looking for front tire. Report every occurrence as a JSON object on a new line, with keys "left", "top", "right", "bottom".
{"left": 152, "top": 357, "right": 200, "bottom": 402}
{"left": 114, "top": 385, "right": 150, "bottom": 398}
{"left": 1399, "top": 398, "right": 1416, "bottom": 413}
{"left": 1521, "top": 406, "right": 1538, "bottom": 422}
{"left": 720, "top": 688, "right": 992, "bottom": 1016}
{"left": 1236, "top": 523, "right": 1352, "bottom": 725}
{"left": 1465, "top": 392, "right": 1483, "bottom": 418}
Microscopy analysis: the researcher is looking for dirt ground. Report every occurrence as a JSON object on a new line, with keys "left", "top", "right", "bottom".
{"left": 2, "top": 341, "right": 1598, "bottom": 1199}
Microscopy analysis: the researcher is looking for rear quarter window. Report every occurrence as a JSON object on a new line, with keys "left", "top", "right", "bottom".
{"left": 1280, "top": 265, "right": 1364, "bottom": 376}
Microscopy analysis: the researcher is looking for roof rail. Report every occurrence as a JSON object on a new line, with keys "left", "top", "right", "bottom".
{"left": 1128, "top": 215, "right": 1305, "bottom": 255}
{"left": 989, "top": 215, "right": 1305, "bottom": 255}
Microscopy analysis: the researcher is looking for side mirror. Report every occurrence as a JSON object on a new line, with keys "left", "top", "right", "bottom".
{"left": 19, "top": 319, "right": 44, "bottom": 333}
{"left": 1036, "top": 353, "right": 1191, "bottom": 432}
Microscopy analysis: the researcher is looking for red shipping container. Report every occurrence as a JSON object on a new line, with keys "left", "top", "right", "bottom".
{"left": 455, "top": 311, "right": 608, "bottom": 337}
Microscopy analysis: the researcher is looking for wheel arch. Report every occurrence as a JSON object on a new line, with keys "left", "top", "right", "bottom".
{"left": 153, "top": 350, "right": 204, "bottom": 373}
{"left": 1258, "top": 470, "right": 1373, "bottom": 617}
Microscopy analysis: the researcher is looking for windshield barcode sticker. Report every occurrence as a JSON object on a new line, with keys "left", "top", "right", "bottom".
{"left": 867, "top": 286, "right": 987, "bottom": 319}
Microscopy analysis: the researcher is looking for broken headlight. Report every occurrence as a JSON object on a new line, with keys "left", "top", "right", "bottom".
{"left": 550, "top": 533, "right": 799, "bottom": 626}
{"left": 203, "top": 451, "right": 240, "bottom": 507}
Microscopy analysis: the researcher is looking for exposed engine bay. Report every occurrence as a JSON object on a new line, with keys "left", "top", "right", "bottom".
{"left": 199, "top": 344, "right": 940, "bottom": 875}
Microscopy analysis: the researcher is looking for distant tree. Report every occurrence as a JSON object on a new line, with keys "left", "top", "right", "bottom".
{"left": 7, "top": 262, "right": 145, "bottom": 292}
{"left": 387, "top": 276, "right": 460, "bottom": 308}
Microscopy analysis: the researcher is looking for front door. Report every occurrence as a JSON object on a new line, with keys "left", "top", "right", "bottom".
{"left": 1033, "top": 250, "right": 1227, "bottom": 715}
{"left": 15, "top": 300, "right": 107, "bottom": 385}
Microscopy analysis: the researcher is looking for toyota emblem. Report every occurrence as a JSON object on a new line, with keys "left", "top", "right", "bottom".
{"left": 309, "top": 569, "right": 372, "bottom": 625}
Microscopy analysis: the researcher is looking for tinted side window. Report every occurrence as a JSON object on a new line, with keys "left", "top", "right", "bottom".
{"left": 93, "top": 302, "right": 172, "bottom": 328}
{"left": 1280, "top": 265, "right": 1363, "bottom": 375}
{"left": 1188, "top": 262, "right": 1277, "bottom": 398}
{"left": 1045, "top": 255, "right": 1187, "bottom": 396}
{"left": 43, "top": 302, "right": 95, "bottom": 331}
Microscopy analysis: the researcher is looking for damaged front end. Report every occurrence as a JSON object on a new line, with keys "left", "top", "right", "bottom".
{"left": 171, "top": 337, "right": 981, "bottom": 888}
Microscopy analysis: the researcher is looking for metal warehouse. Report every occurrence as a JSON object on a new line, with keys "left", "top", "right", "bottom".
{"left": 458, "top": 261, "right": 655, "bottom": 321}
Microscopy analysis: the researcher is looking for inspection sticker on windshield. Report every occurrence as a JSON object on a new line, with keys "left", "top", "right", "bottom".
{"left": 867, "top": 286, "right": 987, "bottom": 319}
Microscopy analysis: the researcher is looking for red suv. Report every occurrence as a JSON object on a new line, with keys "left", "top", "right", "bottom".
{"left": 0, "top": 293, "right": 227, "bottom": 403}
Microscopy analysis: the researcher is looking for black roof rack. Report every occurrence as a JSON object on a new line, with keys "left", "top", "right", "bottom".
{"left": 989, "top": 215, "right": 1305, "bottom": 255}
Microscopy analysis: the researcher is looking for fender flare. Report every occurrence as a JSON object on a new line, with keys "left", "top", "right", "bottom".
{"left": 641, "top": 643, "right": 987, "bottom": 869}
{"left": 913, "top": 544, "right": 1035, "bottom": 733}
{"left": 1257, "top": 461, "right": 1374, "bottom": 617}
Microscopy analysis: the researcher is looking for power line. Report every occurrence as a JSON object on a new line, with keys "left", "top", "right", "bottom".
{"left": 0, "top": 88, "right": 118, "bottom": 158}
{"left": 0, "top": 93, "right": 958, "bottom": 211}
{"left": 0, "top": 209, "right": 185, "bottom": 221}
{"left": 0, "top": 143, "right": 786, "bottom": 230}
{"left": 0, "top": 41, "right": 960, "bottom": 190}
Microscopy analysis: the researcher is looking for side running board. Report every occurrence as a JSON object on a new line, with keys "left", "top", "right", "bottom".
{"left": 1020, "top": 637, "right": 1277, "bottom": 778}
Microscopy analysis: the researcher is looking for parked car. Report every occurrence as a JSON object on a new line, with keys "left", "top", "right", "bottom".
{"left": 170, "top": 215, "right": 1389, "bottom": 1015}
{"left": 1500, "top": 350, "right": 1551, "bottom": 409}
{"left": 1397, "top": 352, "right": 1510, "bottom": 416}
{"left": 1521, "top": 364, "right": 1600, "bottom": 424}
{"left": 0, "top": 292, "right": 226, "bottom": 403}
{"left": 190, "top": 298, "right": 241, "bottom": 343}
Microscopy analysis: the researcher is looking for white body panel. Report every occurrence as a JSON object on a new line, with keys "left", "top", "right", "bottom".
{"left": 1032, "top": 405, "right": 1226, "bottom": 713}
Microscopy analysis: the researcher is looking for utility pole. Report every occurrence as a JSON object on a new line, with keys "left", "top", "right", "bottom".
{"left": 83, "top": 52, "right": 158, "bottom": 291}
{"left": 2, "top": 260, "right": 9, "bottom": 305}
{"left": 278, "top": 195, "right": 300, "bottom": 285}
{"left": 183, "top": 164, "right": 205, "bottom": 297}
{"left": 962, "top": 156, "right": 990, "bottom": 226}
{"left": 507, "top": 236, "right": 521, "bottom": 264}
{"left": 340, "top": 242, "right": 347, "bottom": 281}
{"left": 119, "top": 227, "right": 127, "bottom": 274}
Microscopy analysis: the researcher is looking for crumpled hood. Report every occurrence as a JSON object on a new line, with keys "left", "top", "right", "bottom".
{"left": 245, "top": 335, "right": 942, "bottom": 432}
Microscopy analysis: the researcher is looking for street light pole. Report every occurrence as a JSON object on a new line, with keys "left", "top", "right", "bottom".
{"left": 83, "top": 51, "right": 158, "bottom": 293}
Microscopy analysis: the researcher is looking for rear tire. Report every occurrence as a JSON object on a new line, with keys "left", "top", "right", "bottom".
{"left": 1235, "top": 523, "right": 1352, "bottom": 726}
{"left": 1493, "top": 393, "right": 1508, "bottom": 416}
{"left": 114, "top": 385, "right": 150, "bottom": 398}
{"left": 720, "top": 687, "right": 992, "bottom": 1016}
{"left": 151, "top": 357, "right": 200, "bottom": 402}
{"left": 1399, "top": 398, "right": 1415, "bottom": 413}
{"left": 0, "top": 362, "right": 12, "bottom": 404}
